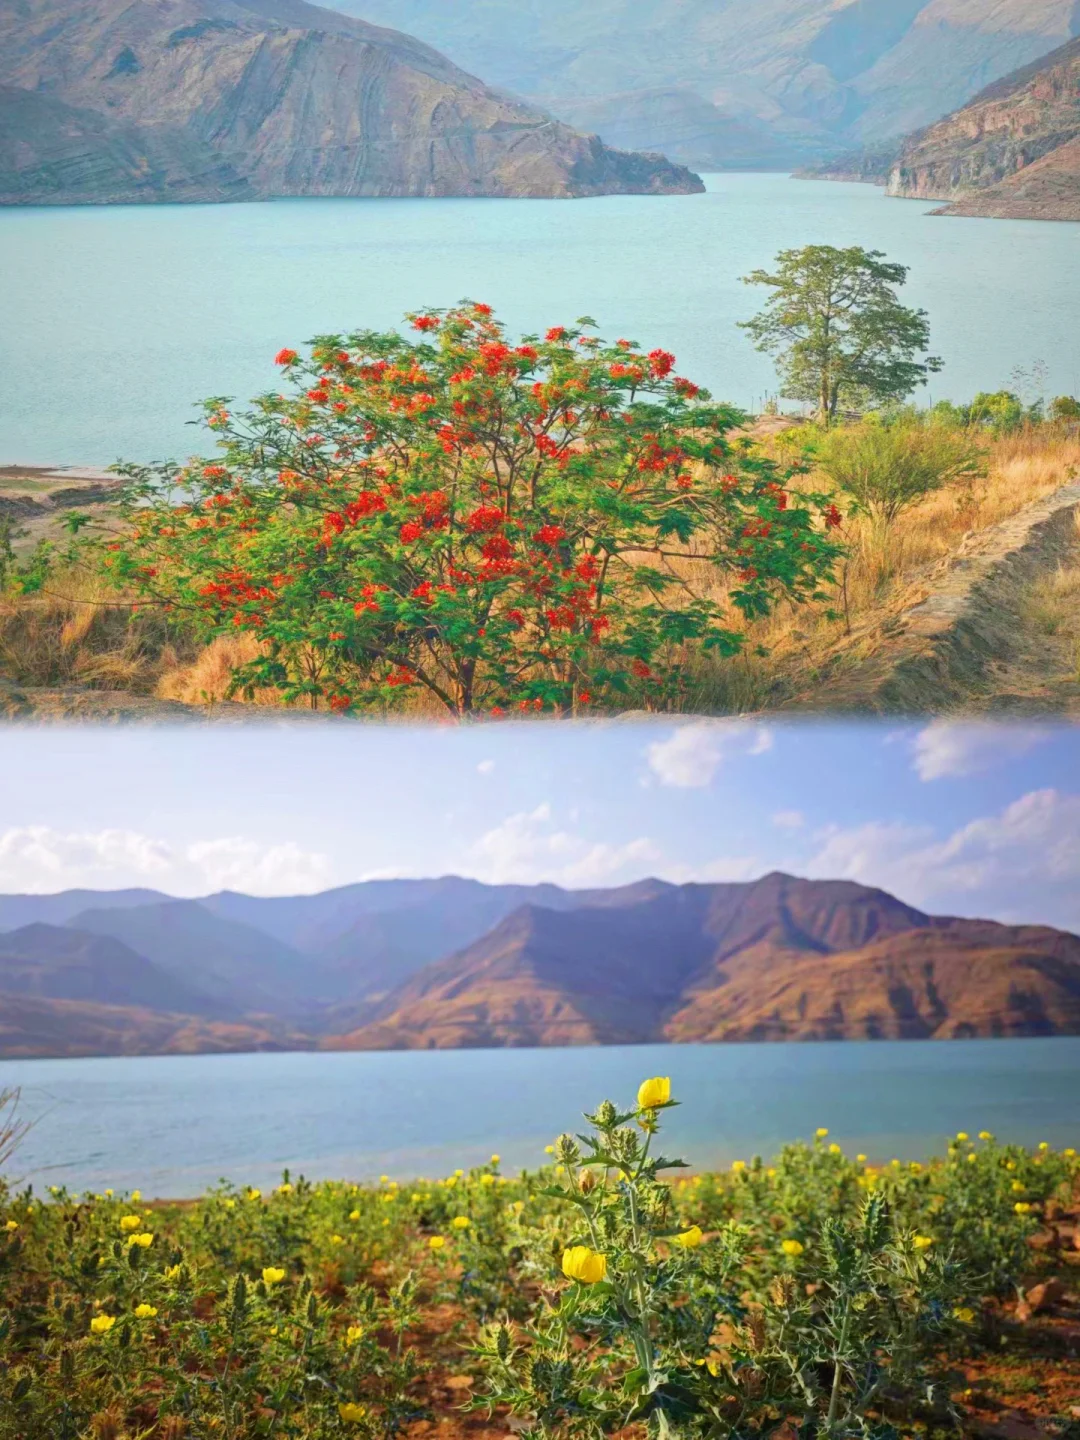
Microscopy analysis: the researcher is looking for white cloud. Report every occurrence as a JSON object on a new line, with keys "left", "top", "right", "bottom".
{"left": 645, "top": 721, "right": 773, "bottom": 789}
{"left": 772, "top": 810, "right": 806, "bottom": 830}
{"left": 476, "top": 759, "right": 496, "bottom": 776}
{"left": 912, "top": 722, "right": 1049, "bottom": 781}
{"left": 805, "top": 789, "right": 1080, "bottom": 929}
{"left": 467, "top": 804, "right": 662, "bottom": 888}
{"left": 0, "top": 826, "right": 331, "bottom": 897}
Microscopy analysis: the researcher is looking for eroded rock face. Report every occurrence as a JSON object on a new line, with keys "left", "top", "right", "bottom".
{"left": 0, "top": 0, "right": 703, "bottom": 204}
{"left": 885, "top": 37, "right": 1080, "bottom": 219}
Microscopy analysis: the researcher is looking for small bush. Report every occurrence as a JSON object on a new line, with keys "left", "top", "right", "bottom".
{"left": 813, "top": 417, "right": 984, "bottom": 526}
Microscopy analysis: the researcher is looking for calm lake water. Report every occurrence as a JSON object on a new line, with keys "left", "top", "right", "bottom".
{"left": 1, "top": 1039, "right": 1078, "bottom": 1198}
{"left": 2, "top": 173, "right": 1078, "bottom": 467}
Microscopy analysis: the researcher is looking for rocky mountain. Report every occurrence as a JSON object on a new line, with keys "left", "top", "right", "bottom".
{"left": 885, "top": 37, "right": 1080, "bottom": 218}
{"left": 0, "top": 0, "right": 701, "bottom": 206}
{"left": 336, "top": 0, "right": 1080, "bottom": 165}
{"left": 2, "top": 873, "right": 1078, "bottom": 1056}
{"left": 332, "top": 873, "right": 1080, "bottom": 1049}
{"left": 0, "top": 923, "right": 224, "bottom": 1015}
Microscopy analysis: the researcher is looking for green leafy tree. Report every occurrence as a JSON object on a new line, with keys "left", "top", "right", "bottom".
{"left": 96, "top": 302, "right": 842, "bottom": 716}
{"left": 741, "top": 246, "right": 942, "bottom": 426}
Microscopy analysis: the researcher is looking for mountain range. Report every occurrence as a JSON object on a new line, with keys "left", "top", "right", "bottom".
{"left": 0, "top": 0, "right": 700, "bottom": 205}
{"left": 1, "top": 873, "right": 1078, "bottom": 1057}
{"left": 336, "top": 0, "right": 1080, "bottom": 168}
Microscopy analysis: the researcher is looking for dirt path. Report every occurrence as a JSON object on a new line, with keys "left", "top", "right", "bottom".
{"left": 784, "top": 478, "right": 1080, "bottom": 718}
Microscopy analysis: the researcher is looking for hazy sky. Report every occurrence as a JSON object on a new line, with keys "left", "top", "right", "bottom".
{"left": 0, "top": 720, "right": 1077, "bottom": 931}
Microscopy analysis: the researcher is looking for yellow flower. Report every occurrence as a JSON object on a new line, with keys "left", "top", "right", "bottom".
{"left": 637, "top": 1076, "right": 671, "bottom": 1110}
{"left": 429, "top": 1235, "right": 447, "bottom": 1250}
{"left": 4, "top": 1220, "right": 18, "bottom": 1232}
{"left": 451, "top": 1215, "right": 471, "bottom": 1230}
{"left": 104, "top": 1189, "right": 114, "bottom": 1197}
{"left": 781, "top": 1239, "right": 804, "bottom": 1257}
{"left": 126, "top": 1232, "right": 154, "bottom": 1248}
{"left": 1064, "top": 1148, "right": 1077, "bottom": 1158}
{"left": 345, "top": 1324, "right": 365, "bottom": 1345}
{"left": 509, "top": 1200, "right": 524, "bottom": 1215}
{"left": 330, "top": 1234, "right": 345, "bottom": 1245}
{"left": 247, "top": 1188, "right": 262, "bottom": 1201}
{"left": 829, "top": 1143, "right": 842, "bottom": 1155}
{"left": 134, "top": 1303, "right": 158, "bottom": 1319}
{"left": 349, "top": 1209, "right": 361, "bottom": 1221}
{"left": 955, "top": 1132, "right": 969, "bottom": 1143}
{"left": 978, "top": 1131, "right": 993, "bottom": 1141}
{"left": 731, "top": 1160, "right": 746, "bottom": 1173}
{"left": 1011, "top": 1180, "right": 1026, "bottom": 1192}
{"left": 338, "top": 1402, "right": 367, "bottom": 1423}
{"left": 967, "top": 1153, "right": 977, "bottom": 1164}
{"left": 1038, "top": 1142, "right": 1049, "bottom": 1151}
{"left": 164, "top": 1264, "right": 183, "bottom": 1281}
{"left": 909, "top": 1162, "right": 922, "bottom": 1173}
{"left": 952, "top": 1307, "right": 975, "bottom": 1324}
{"left": 1014, "top": 1202, "right": 1032, "bottom": 1215}
{"left": 815, "top": 1127, "right": 829, "bottom": 1139}
{"left": 913, "top": 1235, "right": 934, "bottom": 1249}
{"left": 223, "top": 1198, "right": 237, "bottom": 1210}
{"left": 490, "top": 1154, "right": 500, "bottom": 1165}
{"left": 480, "top": 1174, "right": 495, "bottom": 1186}
{"left": 674, "top": 1226, "right": 704, "bottom": 1249}
{"left": 131, "top": 1190, "right": 142, "bottom": 1202}
{"left": 262, "top": 1266, "right": 286, "bottom": 1286}
{"left": 544, "top": 1145, "right": 555, "bottom": 1155}
{"left": 562, "top": 1245, "right": 607, "bottom": 1284}
{"left": 90, "top": 1314, "right": 116, "bottom": 1335}
{"left": 119, "top": 1214, "right": 143, "bottom": 1232}
{"left": 277, "top": 1183, "right": 293, "bottom": 1195}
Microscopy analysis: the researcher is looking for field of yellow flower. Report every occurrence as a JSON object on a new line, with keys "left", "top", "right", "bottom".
{"left": 1, "top": 1079, "right": 1078, "bottom": 1440}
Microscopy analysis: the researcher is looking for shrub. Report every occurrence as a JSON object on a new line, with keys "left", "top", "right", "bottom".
{"left": 93, "top": 303, "right": 842, "bottom": 715}
{"left": 813, "top": 417, "right": 984, "bottom": 526}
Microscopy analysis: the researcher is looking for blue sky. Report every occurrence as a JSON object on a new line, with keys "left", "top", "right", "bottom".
{"left": 0, "top": 719, "right": 1077, "bottom": 931}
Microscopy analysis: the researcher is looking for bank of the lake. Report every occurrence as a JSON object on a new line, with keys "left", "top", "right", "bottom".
{"left": 2, "top": 1037, "right": 1078, "bottom": 1198}
{"left": 2, "top": 173, "right": 1079, "bottom": 467}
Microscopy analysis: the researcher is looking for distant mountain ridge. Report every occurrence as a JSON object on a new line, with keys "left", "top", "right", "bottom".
{"left": 0, "top": 0, "right": 702, "bottom": 205}
{"left": 2, "top": 873, "right": 1079, "bottom": 1057}
{"left": 333, "top": 0, "right": 1080, "bottom": 167}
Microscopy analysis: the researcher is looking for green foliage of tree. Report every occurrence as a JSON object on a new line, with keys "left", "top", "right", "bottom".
{"left": 740, "top": 246, "right": 942, "bottom": 426}
{"left": 1049, "top": 394, "right": 1080, "bottom": 423}
{"left": 931, "top": 391, "right": 1042, "bottom": 435}
{"left": 812, "top": 416, "right": 985, "bottom": 527}
{"left": 94, "top": 303, "right": 843, "bottom": 716}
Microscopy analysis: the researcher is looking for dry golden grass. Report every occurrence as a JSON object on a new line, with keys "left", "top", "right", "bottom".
{"left": 685, "top": 425, "right": 1080, "bottom": 711}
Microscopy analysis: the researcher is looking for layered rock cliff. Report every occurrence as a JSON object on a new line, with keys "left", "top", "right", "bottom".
{"left": 886, "top": 37, "right": 1080, "bottom": 219}
{"left": 0, "top": 0, "right": 703, "bottom": 205}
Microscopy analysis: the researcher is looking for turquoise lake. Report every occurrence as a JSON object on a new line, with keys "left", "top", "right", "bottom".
{"left": 1, "top": 1038, "right": 1078, "bottom": 1198}
{"left": 1, "top": 173, "right": 1079, "bottom": 467}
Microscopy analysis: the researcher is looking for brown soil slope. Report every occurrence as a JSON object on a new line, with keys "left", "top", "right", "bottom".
{"left": 0, "top": 0, "right": 701, "bottom": 204}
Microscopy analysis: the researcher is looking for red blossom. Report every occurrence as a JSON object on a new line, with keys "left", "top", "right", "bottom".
{"left": 648, "top": 348, "right": 676, "bottom": 379}
{"left": 533, "top": 524, "right": 567, "bottom": 547}
{"left": 274, "top": 348, "right": 299, "bottom": 366}
{"left": 411, "top": 315, "right": 439, "bottom": 331}
{"left": 545, "top": 326, "right": 567, "bottom": 342}
{"left": 825, "top": 504, "right": 843, "bottom": 529}
{"left": 466, "top": 505, "right": 506, "bottom": 534}
{"left": 399, "top": 520, "right": 424, "bottom": 544}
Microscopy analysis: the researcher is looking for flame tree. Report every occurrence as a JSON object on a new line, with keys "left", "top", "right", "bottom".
{"left": 101, "top": 303, "right": 843, "bottom": 714}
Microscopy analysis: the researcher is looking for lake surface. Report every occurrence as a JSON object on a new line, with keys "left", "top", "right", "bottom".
{"left": 2, "top": 173, "right": 1078, "bottom": 467}
{"left": 1, "top": 1038, "right": 1078, "bottom": 1198}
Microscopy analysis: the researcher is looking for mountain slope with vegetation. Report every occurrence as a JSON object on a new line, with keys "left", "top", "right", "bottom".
{"left": 0, "top": 0, "right": 701, "bottom": 204}
{"left": 3, "top": 873, "right": 1076, "bottom": 1056}
{"left": 337, "top": 0, "right": 1080, "bottom": 166}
